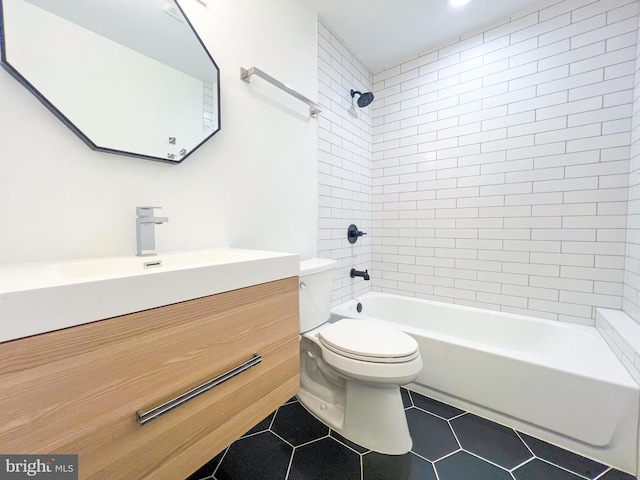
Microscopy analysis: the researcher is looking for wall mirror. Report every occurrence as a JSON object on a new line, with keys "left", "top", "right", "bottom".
{"left": 0, "top": 0, "right": 220, "bottom": 163}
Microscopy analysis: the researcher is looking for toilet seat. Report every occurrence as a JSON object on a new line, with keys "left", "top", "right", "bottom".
{"left": 318, "top": 319, "right": 419, "bottom": 364}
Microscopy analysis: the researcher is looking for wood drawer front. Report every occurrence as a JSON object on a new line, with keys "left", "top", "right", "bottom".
{"left": 0, "top": 276, "right": 300, "bottom": 479}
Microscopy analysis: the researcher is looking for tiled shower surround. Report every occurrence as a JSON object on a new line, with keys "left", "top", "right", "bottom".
{"left": 371, "top": 0, "right": 638, "bottom": 325}
{"left": 318, "top": 0, "right": 640, "bottom": 327}
{"left": 317, "top": 20, "right": 374, "bottom": 306}
{"left": 625, "top": 0, "right": 640, "bottom": 325}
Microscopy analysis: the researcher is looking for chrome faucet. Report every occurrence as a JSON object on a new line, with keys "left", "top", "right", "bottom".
{"left": 136, "top": 206, "right": 168, "bottom": 256}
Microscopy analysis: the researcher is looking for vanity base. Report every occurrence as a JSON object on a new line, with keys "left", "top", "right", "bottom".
{"left": 0, "top": 277, "right": 299, "bottom": 479}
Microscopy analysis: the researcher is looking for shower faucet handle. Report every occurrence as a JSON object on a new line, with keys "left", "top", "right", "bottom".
{"left": 347, "top": 224, "right": 367, "bottom": 244}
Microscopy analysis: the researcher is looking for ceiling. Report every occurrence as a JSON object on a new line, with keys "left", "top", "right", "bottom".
{"left": 306, "top": 0, "right": 552, "bottom": 73}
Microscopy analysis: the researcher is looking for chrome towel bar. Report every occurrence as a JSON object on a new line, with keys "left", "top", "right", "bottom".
{"left": 136, "top": 353, "right": 262, "bottom": 426}
{"left": 240, "top": 66, "right": 322, "bottom": 117}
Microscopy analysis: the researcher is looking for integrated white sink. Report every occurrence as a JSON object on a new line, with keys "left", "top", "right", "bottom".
{"left": 0, "top": 248, "right": 299, "bottom": 343}
{"left": 52, "top": 249, "right": 270, "bottom": 279}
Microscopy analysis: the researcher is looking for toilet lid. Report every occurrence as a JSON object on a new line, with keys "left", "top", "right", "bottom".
{"left": 318, "top": 319, "right": 419, "bottom": 363}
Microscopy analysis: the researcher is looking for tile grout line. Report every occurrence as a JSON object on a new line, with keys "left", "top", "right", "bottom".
{"left": 514, "top": 430, "right": 536, "bottom": 458}
{"left": 429, "top": 447, "right": 463, "bottom": 464}
{"left": 283, "top": 445, "right": 295, "bottom": 480}
{"left": 509, "top": 455, "right": 536, "bottom": 473}
{"left": 593, "top": 467, "right": 614, "bottom": 480}
{"left": 210, "top": 447, "right": 228, "bottom": 480}
{"left": 460, "top": 448, "right": 521, "bottom": 476}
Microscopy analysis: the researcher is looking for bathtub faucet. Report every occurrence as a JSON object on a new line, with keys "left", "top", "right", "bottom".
{"left": 350, "top": 268, "right": 370, "bottom": 281}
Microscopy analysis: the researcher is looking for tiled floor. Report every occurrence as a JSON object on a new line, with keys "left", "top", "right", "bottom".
{"left": 187, "top": 388, "right": 636, "bottom": 480}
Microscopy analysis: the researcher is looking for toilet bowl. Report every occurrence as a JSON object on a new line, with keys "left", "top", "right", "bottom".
{"left": 297, "top": 258, "right": 423, "bottom": 455}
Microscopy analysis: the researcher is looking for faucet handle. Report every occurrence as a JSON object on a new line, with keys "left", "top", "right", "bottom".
{"left": 136, "top": 206, "right": 162, "bottom": 217}
{"left": 347, "top": 224, "right": 367, "bottom": 244}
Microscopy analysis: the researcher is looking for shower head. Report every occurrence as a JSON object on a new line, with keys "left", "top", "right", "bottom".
{"left": 350, "top": 89, "right": 374, "bottom": 108}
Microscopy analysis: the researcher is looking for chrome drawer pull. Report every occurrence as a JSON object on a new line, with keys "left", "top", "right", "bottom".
{"left": 136, "top": 353, "right": 262, "bottom": 426}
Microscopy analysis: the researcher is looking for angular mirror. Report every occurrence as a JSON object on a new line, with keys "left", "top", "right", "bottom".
{"left": 0, "top": 0, "right": 220, "bottom": 163}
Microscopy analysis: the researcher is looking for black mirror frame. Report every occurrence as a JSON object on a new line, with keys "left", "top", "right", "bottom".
{"left": 0, "top": 0, "right": 221, "bottom": 164}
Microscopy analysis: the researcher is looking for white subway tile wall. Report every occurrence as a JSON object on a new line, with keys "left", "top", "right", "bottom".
{"left": 620, "top": 7, "right": 640, "bottom": 470}
{"left": 370, "top": 0, "right": 639, "bottom": 325}
{"left": 317, "top": 20, "right": 373, "bottom": 305}
{"left": 625, "top": 1, "right": 640, "bottom": 327}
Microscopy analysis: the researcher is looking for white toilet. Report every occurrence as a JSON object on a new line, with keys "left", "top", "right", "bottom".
{"left": 297, "top": 258, "right": 423, "bottom": 455}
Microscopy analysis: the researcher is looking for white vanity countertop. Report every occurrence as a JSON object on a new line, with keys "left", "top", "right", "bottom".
{"left": 0, "top": 248, "right": 299, "bottom": 343}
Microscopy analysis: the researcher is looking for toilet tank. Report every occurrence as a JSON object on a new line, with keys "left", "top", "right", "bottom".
{"left": 299, "top": 258, "right": 337, "bottom": 333}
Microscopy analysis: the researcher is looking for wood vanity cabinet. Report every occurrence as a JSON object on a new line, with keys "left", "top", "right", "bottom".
{"left": 0, "top": 276, "right": 300, "bottom": 479}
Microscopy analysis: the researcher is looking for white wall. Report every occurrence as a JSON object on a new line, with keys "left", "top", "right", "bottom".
{"left": 371, "top": 0, "right": 638, "bottom": 326}
{"left": 0, "top": 0, "right": 319, "bottom": 264}
{"left": 317, "top": 20, "right": 373, "bottom": 305}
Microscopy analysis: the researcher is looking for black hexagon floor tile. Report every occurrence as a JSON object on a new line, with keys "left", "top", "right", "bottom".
{"left": 188, "top": 388, "right": 634, "bottom": 480}
{"left": 518, "top": 431, "right": 608, "bottom": 479}
{"left": 288, "top": 437, "right": 361, "bottom": 480}
{"left": 598, "top": 469, "right": 638, "bottom": 480}
{"left": 435, "top": 451, "right": 512, "bottom": 480}
{"left": 362, "top": 451, "right": 437, "bottom": 480}
{"left": 405, "top": 407, "right": 460, "bottom": 461}
{"left": 215, "top": 431, "right": 292, "bottom": 480}
{"left": 408, "top": 391, "right": 464, "bottom": 420}
{"left": 450, "top": 413, "right": 532, "bottom": 469}
{"left": 513, "top": 458, "right": 586, "bottom": 480}
{"left": 186, "top": 448, "right": 225, "bottom": 480}
{"left": 242, "top": 411, "right": 275, "bottom": 437}
{"left": 330, "top": 430, "right": 370, "bottom": 454}
{"left": 401, "top": 388, "right": 412, "bottom": 408}
{"left": 271, "top": 401, "right": 329, "bottom": 446}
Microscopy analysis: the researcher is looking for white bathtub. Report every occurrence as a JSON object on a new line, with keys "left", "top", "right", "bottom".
{"left": 331, "top": 292, "right": 640, "bottom": 474}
